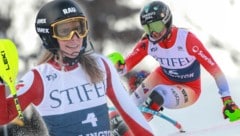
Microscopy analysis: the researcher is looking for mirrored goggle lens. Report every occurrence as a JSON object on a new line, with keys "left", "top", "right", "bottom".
{"left": 143, "top": 21, "right": 165, "bottom": 35}
{"left": 51, "top": 17, "right": 88, "bottom": 40}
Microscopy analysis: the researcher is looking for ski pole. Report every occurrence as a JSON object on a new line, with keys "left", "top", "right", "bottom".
{"left": 0, "top": 39, "right": 23, "bottom": 120}
{"left": 139, "top": 106, "right": 185, "bottom": 133}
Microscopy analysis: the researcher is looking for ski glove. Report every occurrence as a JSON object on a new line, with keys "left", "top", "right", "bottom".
{"left": 107, "top": 52, "right": 125, "bottom": 72}
{"left": 222, "top": 96, "right": 240, "bottom": 122}
{"left": 127, "top": 70, "right": 150, "bottom": 93}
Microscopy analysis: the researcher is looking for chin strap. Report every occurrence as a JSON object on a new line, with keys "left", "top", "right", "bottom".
{"left": 148, "top": 36, "right": 162, "bottom": 45}
{"left": 63, "top": 55, "right": 81, "bottom": 66}
{"left": 62, "top": 41, "right": 95, "bottom": 66}
{"left": 61, "top": 38, "right": 87, "bottom": 66}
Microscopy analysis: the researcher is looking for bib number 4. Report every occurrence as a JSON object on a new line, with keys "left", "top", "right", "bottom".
{"left": 82, "top": 113, "right": 98, "bottom": 127}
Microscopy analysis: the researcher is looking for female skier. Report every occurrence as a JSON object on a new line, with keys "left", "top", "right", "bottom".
{"left": 108, "top": 1, "right": 240, "bottom": 134}
{"left": 0, "top": 0, "right": 153, "bottom": 136}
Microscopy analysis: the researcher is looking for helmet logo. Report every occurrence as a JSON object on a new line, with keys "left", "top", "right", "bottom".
{"left": 36, "top": 18, "right": 47, "bottom": 24}
{"left": 142, "top": 5, "right": 163, "bottom": 23}
{"left": 153, "top": 6, "right": 158, "bottom": 11}
{"left": 162, "top": 8, "right": 171, "bottom": 24}
{"left": 160, "top": 13, "right": 165, "bottom": 18}
{"left": 36, "top": 27, "right": 50, "bottom": 34}
{"left": 144, "top": 5, "right": 150, "bottom": 13}
{"left": 36, "top": 18, "right": 50, "bottom": 34}
{"left": 62, "top": 7, "right": 77, "bottom": 15}
{"left": 142, "top": 12, "right": 156, "bottom": 21}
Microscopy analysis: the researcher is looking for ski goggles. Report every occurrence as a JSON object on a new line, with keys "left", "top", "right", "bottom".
{"left": 142, "top": 21, "right": 165, "bottom": 35}
{"left": 51, "top": 17, "right": 88, "bottom": 40}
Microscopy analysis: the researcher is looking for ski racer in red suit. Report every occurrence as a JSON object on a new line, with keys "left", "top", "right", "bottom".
{"left": 0, "top": 1, "right": 154, "bottom": 136}
{"left": 108, "top": 1, "right": 240, "bottom": 134}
